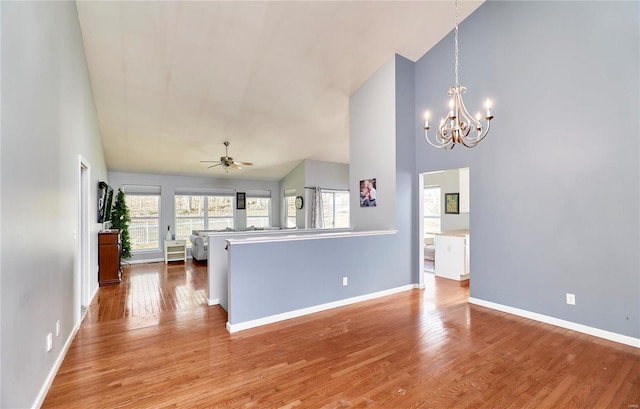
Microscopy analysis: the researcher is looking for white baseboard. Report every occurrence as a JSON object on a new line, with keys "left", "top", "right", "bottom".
{"left": 227, "top": 284, "right": 415, "bottom": 333}
{"left": 32, "top": 318, "right": 82, "bottom": 409}
{"left": 208, "top": 298, "right": 219, "bottom": 306}
{"left": 125, "top": 257, "right": 164, "bottom": 265}
{"left": 469, "top": 297, "right": 640, "bottom": 348}
{"left": 90, "top": 283, "right": 99, "bottom": 304}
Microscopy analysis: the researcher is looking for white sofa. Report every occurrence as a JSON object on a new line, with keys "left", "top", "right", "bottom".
{"left": 424, "top": 237, "right": 435, "bottom": 261}
{"left": 190, "top": 227, "right": 290, "bottom": 261}
{"left": 190, "top": 234, "right": 209, "bottom": 262}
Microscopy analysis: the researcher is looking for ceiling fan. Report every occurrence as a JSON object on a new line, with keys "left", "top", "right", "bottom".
{"left": 200, "top": 141, "right": 253, "bottom": 172}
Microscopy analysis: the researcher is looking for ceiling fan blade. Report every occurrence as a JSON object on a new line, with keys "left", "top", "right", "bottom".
{"left": 233, "top": 161, "right": 253, "bottom": 166}
{"left": 208, "top": 163, "right": 223, "bottom": 169}
{"left": 230, "top": 163, "right": 242, "bottom": 170}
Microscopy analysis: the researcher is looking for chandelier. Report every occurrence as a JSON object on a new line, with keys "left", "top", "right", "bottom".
{"left": 423, "top": 0, "right": 494, "bottom": 150}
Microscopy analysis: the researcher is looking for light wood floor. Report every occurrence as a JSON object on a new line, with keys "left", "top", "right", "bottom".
{"left": 44, "top": 261, "right": 640, "bottom": 408}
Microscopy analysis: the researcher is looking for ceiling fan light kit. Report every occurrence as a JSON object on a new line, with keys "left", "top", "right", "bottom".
{"left": 200, "top": 141, "right": 253, "bottom": 173}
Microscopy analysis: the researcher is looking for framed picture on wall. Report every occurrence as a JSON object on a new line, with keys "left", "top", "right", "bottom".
{"left": 236, "top": 192, "right": 246, "bottom": 210}
{"left": 445, "top": 193, "right": 460, "bottom": 214}
{"left": 359, "top": 178, "right": 377, "bottom": 207}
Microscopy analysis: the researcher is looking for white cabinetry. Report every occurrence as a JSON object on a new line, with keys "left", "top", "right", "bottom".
{"left": 435, "top": 231, "right": 470, "bottom": 281}
{"left": 164, "top": 239, "right": 186, "bottom": 264}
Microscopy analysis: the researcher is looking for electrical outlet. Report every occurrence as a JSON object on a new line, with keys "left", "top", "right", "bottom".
{"left": 46, "top": 333, "right": 53, "bottom": 352}
{"left": 566, "top": 293, "right": 576, "bottom": 305}
{"left": 342, "top": 276, "right": 348, "bottom": 286}
{"left": 56, "top": 320, "right": 60, "bottom": 337}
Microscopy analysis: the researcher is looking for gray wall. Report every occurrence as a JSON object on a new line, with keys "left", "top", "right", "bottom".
{"left": 424, "top": 169, "right": 470, "bottom": 232}
{"left": 108, "top": 171, "right": 281, "bottom": 262}
{"left": 395, "top": 55, "right": 419, "bottom": 285}
{"left": 1, "top": 2, "right": 109, "bottom": 407}
{"left": 415, "top": 1, "right": 639, "bottom": 338}
{"left": 279, "top": 160, "right": 305, "bottom": 228}
{"left": 227, "top": 233, "right": 409, "bottom": 325}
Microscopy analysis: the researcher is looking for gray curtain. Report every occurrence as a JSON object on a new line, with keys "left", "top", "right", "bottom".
{"left": 310, "top": 187, "right": 324, "bottom": 229}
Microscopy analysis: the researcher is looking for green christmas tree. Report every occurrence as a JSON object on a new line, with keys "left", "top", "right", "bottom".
{"left": 110, "top": 188, "right": 132, "bottom": 259}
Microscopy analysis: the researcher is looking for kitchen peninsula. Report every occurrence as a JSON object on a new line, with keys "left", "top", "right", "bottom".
{"left": 434, "top": 229, "right": 470, "bottom": 284}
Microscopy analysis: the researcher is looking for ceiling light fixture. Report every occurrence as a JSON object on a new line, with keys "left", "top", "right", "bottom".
{"left": 423, "top": 0, "right": 494, "bottom": 150}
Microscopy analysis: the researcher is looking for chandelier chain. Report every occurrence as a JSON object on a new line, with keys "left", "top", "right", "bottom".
{"left": 454, "top": 0, "right": 459, "bottom": 86}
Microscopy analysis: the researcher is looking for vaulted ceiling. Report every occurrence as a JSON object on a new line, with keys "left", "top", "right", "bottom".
{"left": 76, "top": 1, "right": 483, "bottom": 181}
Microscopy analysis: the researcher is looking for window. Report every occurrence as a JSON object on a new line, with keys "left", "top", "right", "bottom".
{"left": 247, "top": 197, "right": 271, "bottom": 227}
{"left": 126, "top": 195, "right": 160, "bottom": 250}
{"left": 424, "top": 186, "right": 441, "bottom": 239}
{"left": 175, "top": 196, "right": 205, "bottom": 241}
{"left": 284, "top": 189, "right": 296, "bottom": 228}
{"left": 208, "top": 196, "right": 234, "bottom": 229}
{"left": 175, "top": 194, "right": 234, "bottom": 244}
{"left": 321, "top": 190, "right": 350, "bottom": 228}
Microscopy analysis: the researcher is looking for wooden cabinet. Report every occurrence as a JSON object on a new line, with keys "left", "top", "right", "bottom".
{"left": 98, "top": 230, "right": 121, "bottom": 286}
{"left": 165, "top": 240, "right": 187, "bottom": 264}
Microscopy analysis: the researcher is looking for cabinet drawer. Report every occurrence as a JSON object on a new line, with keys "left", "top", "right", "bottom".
{"left": 98, "top": 231, "right": 120, "bottom": 245}
{"left": 165, "top": 240, "right": 186, "bottom": 246}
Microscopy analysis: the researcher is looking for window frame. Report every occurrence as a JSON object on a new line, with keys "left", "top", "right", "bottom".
{"left": 320, "top": 189, "right": 350, "bottom": 229}
{"left": 126, "top": 194, "right": 161, "bottom": 251}
{"left": 423, "top": 186, "right": 442, "bottom": 239}
{"left": 246, "top": 196, "right": 271, "bottom": 228}
{"left": 174, "top": 194, "right": 235, "bottom": 246}
{"left": 284, "top": 190, "right": 296, "bottom": 228}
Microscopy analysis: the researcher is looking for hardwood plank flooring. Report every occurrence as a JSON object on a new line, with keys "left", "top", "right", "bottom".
{"left": 83, "top": 260, "right": 208, "bottom": 326}
{"left": 43, "top": 262, "right": 640, "bottom": 408}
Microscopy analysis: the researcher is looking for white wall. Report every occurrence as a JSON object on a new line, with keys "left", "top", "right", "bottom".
{"left": 108, "top": 172, "right": 280, "bottom": 262}
{"left": 349, "top": 57, "right": 397, "bottom": 230}
{"left": 1, "top": 2, "right": 109, "bottom": 407}
{"left": 424, "top": 168, "right": 470, "bottom": 232}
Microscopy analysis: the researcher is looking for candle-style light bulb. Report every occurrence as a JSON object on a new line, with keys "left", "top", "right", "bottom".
{"left": 424, "top": 111, "right": 430, "bottom": 129}
{"left": 485, "top": 98, "right": 492, "bottom": 117}
{"left": 475, "top": 112, "right": 481, "bottom": 121}
{"left": 448, "top": 98, "right": 455, "bottom": 119}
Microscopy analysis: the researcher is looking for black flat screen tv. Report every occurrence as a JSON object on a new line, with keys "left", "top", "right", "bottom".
{"left": 98, "top": 181, "right": 114, "bottom": 223}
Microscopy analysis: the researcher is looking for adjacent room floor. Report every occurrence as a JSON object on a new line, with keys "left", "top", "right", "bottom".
{"left": 43, "top": 260, "right": 640, "bottom": 408}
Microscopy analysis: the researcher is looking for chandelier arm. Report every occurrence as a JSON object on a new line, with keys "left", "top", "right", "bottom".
{"left": 436, "top": 126, "right": 455, "bottom": 150}
{"left": 460, "top": 120, "right": 490, "bottom": 148}
{"left": 475, "top": 120, "right": 491, "bottom": 144}
{"left": 425, "top": 132, "right": 445, "bottom": 149}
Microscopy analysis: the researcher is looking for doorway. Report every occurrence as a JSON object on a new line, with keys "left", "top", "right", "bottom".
{"left": 77, "top": 156, "right": 91, "bottom": 324}
{"left": 418, "top": 167, "right": 470, "bottom": 288}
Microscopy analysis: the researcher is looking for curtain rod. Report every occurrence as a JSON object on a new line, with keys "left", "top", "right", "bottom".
{"left": 304, "top": 186, "right": 350, "bottom": 192}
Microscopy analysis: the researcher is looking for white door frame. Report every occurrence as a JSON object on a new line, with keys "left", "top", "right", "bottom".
{"left": 417, "top": 173, "right": 425, "bottom": 289}
{"left": 76, "top": 155, "right": 91, "bottom": 324}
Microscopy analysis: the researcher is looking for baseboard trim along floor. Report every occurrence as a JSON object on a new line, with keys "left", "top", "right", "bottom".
{"left": 227, "top": 284, "right": 415, "bottom": 333}
{"left": 33, "top": 318, "right": 82, "bottom": 409}
{"left": 469, "top": 297, "right": 640, "bottom": 348}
